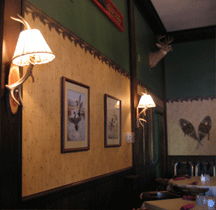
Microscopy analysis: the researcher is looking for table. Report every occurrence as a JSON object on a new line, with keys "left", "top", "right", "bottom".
{"left": 144, "top": 198, "right": 214, "bottom": 210}
{"left": 169, "top": 176, "right": 216, "bottom": 197}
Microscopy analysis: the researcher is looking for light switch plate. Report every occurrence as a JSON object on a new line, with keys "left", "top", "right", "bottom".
{"left": 126, "top": 132, "right": 135, "bottom": 143}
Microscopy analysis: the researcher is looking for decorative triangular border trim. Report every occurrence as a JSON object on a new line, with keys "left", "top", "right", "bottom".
{"left": 24, "top": 0, "right": 130, "bottom": 78}
{"left": 166, "top": 95, "right": 216, "bottom": 103}
{"left": 137, "top": 80, "right": 163, "bottom": 100}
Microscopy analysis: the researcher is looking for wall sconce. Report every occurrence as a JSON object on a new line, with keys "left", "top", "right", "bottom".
{"left": 5, "top": 14, "right": 55, "bottom": 111}
{"left": 137, "top": 93, "right": 156, "bottom": 127}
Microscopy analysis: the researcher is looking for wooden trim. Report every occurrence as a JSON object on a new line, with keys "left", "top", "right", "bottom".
{"left": 0, "top": 0, "right": 23, "bottom": 208}
{"left": 0, "top": 0, "right": 4, "bottom": 97}
{"left": 128, "top": 0, "right": 138, "bottom": 167}
{"left": 24, "top": 0, "right": 130, "bottom": 78}
{"left": 134, "top": 0, "right": 166, "bottom": 35}
{"left": 22, "top": 166, "right": 133, "bottom": 201}
{"left": 167, "top": 26, "right": 215, "bottom": 43}
{"left": 168, "top": 155, "right": 216, "bottom": 158}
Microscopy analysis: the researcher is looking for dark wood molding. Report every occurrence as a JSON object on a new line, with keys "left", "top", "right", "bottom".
{"left": 134, "top": 0, "right": 215, "bottom": 43}
{"left": 167, "top": 25, "right": 215, "bottom": 43}
{"left": 169, "top": 155, "right": 216, "bottom": 158}
{"left": 22, "top": 166, "right": 134, "bottom": 207}
{"left": 0, "top": 0, "right": 4, "bottom": 96}
{"left": 162, "top": 59, "right": 169, "bottom": 176}
{"left": 24, "top": 0, "right": 130, "bottom": 78}
{"left": 134, "top": 0, "right": 166, "bottom": 35}
{"left": 0, "top": 0, "right": 23, "bottom": 208}
{"left": 128, "top": 0, "right": 138, "bottom": 168}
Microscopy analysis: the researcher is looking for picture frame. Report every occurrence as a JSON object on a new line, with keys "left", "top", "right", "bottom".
{"left": 104, "top": 94, "right": 121, "bottom": 147}
{"left": 61, "top": 77, "right": 90, "bottom": 153}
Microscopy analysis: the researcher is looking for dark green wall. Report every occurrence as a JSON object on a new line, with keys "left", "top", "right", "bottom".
{"left": 165, "top": 39, "right": 215, "bottom": 99}
{"left": 28, "top": 0, "right": 130, "bottom": 72}
{"left": 134, "top": 5, "right": 164, "bottom": 98}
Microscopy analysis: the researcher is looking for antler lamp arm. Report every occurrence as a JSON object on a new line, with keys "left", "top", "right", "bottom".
{"left": 136, "top": 106, "right": 147, "bottom": 127}
{"left": 5, "top": 55, "right": 35, "bottom": 106}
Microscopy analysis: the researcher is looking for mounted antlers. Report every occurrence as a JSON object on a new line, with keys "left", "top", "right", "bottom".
{"left": 149, "top": 35, "right": 174, "bottom": 68}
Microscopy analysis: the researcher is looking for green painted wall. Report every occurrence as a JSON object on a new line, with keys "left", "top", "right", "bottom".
{"left": 134, "top": 5, "right": 164, "bottom": 98}
{"left": 165, "top": 39, "right": 215, "bottom": 99}
{"left": 28, "top": 0, "right": 130, "bottom": 72}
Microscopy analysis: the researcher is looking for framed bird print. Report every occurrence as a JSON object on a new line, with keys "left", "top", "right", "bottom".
{"left": 61, "top": 77, "right": 90, "bottom": 153}
{"left": 104, "top": 94, "right": 121, "bottom": 147}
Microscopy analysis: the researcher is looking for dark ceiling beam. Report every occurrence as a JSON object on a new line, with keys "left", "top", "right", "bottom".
{"left": 134, "top": 0, "right": 166, "bottom": 35}
{"left": 134, "top": 0, "right": 215, "bottom": 43}
{"left": 167, "top": 26, "right": 215, "bottom": 43}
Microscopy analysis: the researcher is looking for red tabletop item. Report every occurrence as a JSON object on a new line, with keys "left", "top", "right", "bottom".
{"left": 180, "top": 204, "right": 195, "bottom": 210}
{"left": 182, "top": 195, "right": 196, "bottom": 201}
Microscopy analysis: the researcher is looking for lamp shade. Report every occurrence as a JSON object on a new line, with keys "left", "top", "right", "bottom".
{"left": 138, "top": 93, "right": 156, "bottom": 108}
{"left": 12, "top": 29, "right": 55, "bottom": 66}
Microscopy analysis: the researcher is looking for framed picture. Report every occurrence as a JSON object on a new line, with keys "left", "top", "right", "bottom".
{"left": 61, "top": 77, "right": 90, "bottom": 153}
{"left": 104, "top": 94, "right": 121, "bottom": 147}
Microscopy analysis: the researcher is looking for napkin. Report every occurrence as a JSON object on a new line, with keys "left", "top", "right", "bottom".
{"left": 188, "top": 181, "right": 198, "bottom": 185}
{"left": 182, "top": 195, "right": 196, "bottom": 201}
{"left": 180, "top": 204, "right": 195, "bottom": 210}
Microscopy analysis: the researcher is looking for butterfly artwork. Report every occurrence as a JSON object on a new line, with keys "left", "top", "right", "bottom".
{"left": 179, "top": 116, "right": 211, "bottom": 149}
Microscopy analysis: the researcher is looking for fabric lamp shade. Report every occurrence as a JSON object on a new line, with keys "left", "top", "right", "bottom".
{"left": 138, "top": 93, "right": 156, "bottom": 108}
{"left": 12, "top": 29, "right": 55, "bottom": 66}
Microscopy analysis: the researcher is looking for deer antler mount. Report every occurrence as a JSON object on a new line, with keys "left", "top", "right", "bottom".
{"left": 149, "top": 35, "right": 174, "bottom": 68}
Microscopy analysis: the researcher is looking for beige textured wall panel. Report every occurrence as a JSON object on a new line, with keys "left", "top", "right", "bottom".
{"left": 167, "top": 100, "right": 216, "bottom": 156}
{"left": 22, "top": 13, "right": 132, "bottom": 197}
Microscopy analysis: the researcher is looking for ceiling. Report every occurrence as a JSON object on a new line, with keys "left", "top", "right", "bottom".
{"left": 150, "top": 0, "right": 216, "bottom": 32}
{"left": 135, "top": 0, "right": 216, "bottom": 43}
